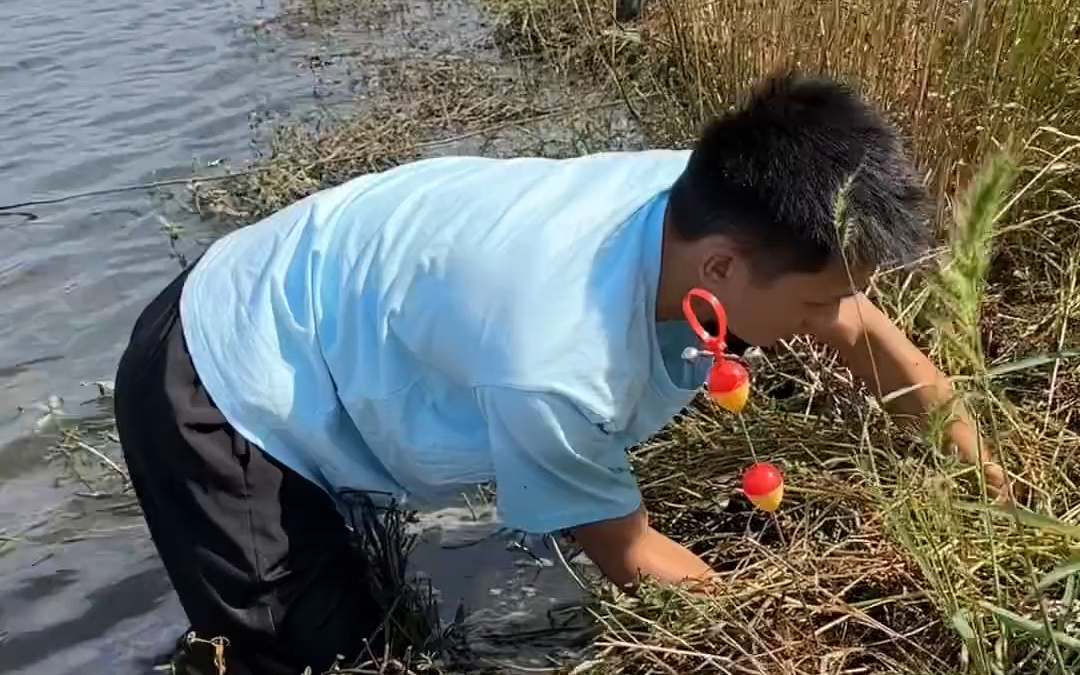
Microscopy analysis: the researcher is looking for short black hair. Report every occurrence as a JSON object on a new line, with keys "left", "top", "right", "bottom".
{"left": 668, "top": 73, "right": 930, "bottom": 277}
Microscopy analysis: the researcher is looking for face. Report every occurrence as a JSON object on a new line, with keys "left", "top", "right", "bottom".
{"left": 704, "top": 251, "right": 871, "bottom": 347}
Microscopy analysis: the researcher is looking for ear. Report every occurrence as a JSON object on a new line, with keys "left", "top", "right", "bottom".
{"left": 700, "top": 237, "right": 742, "bottom": 288}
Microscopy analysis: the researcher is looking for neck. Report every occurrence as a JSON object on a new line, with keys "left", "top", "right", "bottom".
{"left": 656, "top": 216, "right": 698, "bottom": 322}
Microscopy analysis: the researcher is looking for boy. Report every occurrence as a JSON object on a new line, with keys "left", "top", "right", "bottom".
{"left": 114, "top": 74, "right": 1008, "bottom": 675}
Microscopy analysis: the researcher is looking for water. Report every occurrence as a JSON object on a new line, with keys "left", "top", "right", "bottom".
{"left": 0, "top": 1, "right": 592, "bottom": 672}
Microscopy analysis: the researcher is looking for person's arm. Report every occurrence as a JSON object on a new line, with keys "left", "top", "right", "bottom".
{"left": 571, "top": 506, "right": 714, "bottom": 588}
{"left": 809, "top": 293, "right": 1011, "bottom": 499}
{"left": 476, "top": 385, "right": 716, "bottom": 587}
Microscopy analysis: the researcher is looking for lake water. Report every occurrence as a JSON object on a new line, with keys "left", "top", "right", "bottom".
{"left": 0, "top": 1, "right": 594, "bottom": 672}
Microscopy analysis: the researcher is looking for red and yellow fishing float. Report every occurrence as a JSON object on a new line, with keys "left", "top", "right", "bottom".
{"left": 741, "top": 462, "right": 785, "bottom": 512}
{"left": 681, "top": 288, "right": 751, "bottom": 414}
{"left": 682, "top": 289, "right": 786, "bottom": 512}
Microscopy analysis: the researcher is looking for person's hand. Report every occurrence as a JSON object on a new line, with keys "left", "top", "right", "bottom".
{"left": 980, "top": 460, "right": 1028, "bottom": 505}
{"left": 678, "top": 573, "right": 724, "bottom": 599}
{"left": 944, "top": 424, "right": 1018, "bottom": 503}
{"left": 572, "top": 508, "right": 715, "bottom": 587}
{"left": 981, "top": 460, "right": 1011, "bottom": 503}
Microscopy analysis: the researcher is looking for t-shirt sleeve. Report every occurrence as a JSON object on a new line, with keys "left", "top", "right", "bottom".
{"left": 474, "top": 385, "right": 642, "bottom": 534}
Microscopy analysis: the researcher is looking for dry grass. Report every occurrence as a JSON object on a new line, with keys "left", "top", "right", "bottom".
{"left": 601, "top": 333, "right": 1080, "bottom": 672}
{"left": 599, "top": 410, "right": 958, "bottom": 674}
{"left": 486, "top": 0, "right": 1080, "bottom": 192}
{"left": 257, "top": 0, "right": 383, "bottom": 37}
{"left": 189, "top": 54, "right": 647, "bottom": 227}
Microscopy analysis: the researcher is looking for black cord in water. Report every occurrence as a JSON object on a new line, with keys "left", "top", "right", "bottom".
{"left": 0, "top": 174, "right": 244, "bottom": 213}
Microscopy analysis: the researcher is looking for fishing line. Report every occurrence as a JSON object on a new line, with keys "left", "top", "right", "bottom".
{"left": 736, "top": 411, "right": 759, "bottom": 464}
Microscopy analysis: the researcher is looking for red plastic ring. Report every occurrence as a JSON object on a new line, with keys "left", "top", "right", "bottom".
{"left": 682, "top": 287, "right": 728, "bottom": 352}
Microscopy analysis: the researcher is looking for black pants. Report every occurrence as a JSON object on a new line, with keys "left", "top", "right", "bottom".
{"left": 114, "top": 267, "right": 383, "bottom": 675}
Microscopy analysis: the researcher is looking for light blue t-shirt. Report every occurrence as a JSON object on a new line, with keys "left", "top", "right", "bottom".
{"left": 179, "top": 150, "right": 711, "bottom": 534}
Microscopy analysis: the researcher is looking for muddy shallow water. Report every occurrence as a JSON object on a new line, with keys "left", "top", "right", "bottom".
{"left": 0, "top": 1, "right": 593, "bottom": 672}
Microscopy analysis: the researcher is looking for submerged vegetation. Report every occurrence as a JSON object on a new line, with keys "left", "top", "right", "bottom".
{"left": 49, "top": 0, "right": 1080, "bottom": 673}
